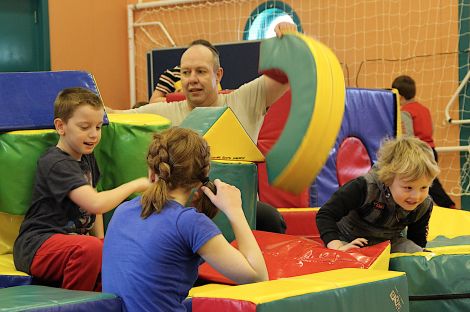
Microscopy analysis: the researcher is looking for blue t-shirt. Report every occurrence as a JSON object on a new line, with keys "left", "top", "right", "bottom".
{"left": 102, "top": 197, "right": 221, "bottom": 312}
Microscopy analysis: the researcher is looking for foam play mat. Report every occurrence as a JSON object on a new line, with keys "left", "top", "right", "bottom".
{"left": 190, "top": 268, "right": 408, "bottom": 312}
{"left": 0, "top": 71, "right": 103, "bottom": 132}
{"left": 199, "top": 231, "right": 390, "bottom": 285}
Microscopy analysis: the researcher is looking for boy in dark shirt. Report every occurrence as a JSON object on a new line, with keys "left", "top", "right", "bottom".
{"left": 13, "top": 87, "right": 149, "bottom": 291}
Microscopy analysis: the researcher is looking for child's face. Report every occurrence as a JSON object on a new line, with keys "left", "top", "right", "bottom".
{"left": 389, "top": 174, "right": 434, "bottom": 211}
{"left": 56, "top": 105, "right": 104, "bottom": 160}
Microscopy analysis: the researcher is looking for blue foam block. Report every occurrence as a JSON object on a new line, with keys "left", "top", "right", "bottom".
{"left": 0, "top": 71, "right": 108, "bottom": 132}
{"left": 310, "top": 88, "right": 397, "bottom": 206}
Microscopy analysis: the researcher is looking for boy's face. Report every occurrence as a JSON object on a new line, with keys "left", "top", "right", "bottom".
{"left": 55, "top": 105, "right": 104, "bottom": 160}
{"left": 389, "top": 174, "right": 434, "bottom": 211}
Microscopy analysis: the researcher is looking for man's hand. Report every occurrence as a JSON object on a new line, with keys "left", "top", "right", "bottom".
{"left": 274, "top": 22, "right": 297, "bottom": 38}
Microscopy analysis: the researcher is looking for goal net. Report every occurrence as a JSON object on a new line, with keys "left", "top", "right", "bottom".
{"left": 131, "top": 0, "right": 470, "bottom": 207}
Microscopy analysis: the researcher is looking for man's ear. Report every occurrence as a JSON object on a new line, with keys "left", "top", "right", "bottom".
{"left": 216, "top": 67, "right": 223, "bottom": 84}
{"left": 54, "top": 118, "right": 65, "bottom": 136}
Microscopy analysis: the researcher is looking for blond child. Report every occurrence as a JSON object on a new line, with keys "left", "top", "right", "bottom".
{"left": 13, "top": 87, "right": 149, "bottom": 291}
{"left": 317, "top": 136, "right": 439, "bottom": 253}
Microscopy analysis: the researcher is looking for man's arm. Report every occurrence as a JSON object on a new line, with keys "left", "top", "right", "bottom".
{"left": 105, "top": 101, "right": 166, "bottom": 114}
{"left": 264, "top": 76, "right": 290, "bottom": 108}
{"left": 149, "top": 66, "right": 181, "bottom": 103}
{"left": 149, "top": 90, "right": 167, "bottom": 104}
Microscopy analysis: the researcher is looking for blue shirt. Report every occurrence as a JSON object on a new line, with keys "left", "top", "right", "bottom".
{"left": 103, "top": 197, "right": 221, "bottom": 312}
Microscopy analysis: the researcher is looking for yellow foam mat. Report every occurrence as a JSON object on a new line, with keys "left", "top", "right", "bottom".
{"left": 392, "top": 89, "right": 402, "bottom": 137}
{"left": 428, "top": 206, "right": 470, "bottom": 240}
{"left": 368, "top": 243, "right": 391, "bottom": 270}
{"left": 0, "top": 254, "right": 28, "bottom": 276}
{"left": 391, "top": 244, "right": 470, "bottom": 259}
{"left": 190, "top": 268, "right": 404, "bottom": 304}
{"left": 188, "top": 284, "right": 232, "bottom": 298}
{"left": 204, "top": 109, "right": 264, "bottom": 162}
{"left": 5, "top": 129, "right": 55, "bottom": 135}
{"left": 0, "top": 212, "right": 24, "bottom": 255}
{"left": 107, "top": 113, "right": 171, "bottom": 126}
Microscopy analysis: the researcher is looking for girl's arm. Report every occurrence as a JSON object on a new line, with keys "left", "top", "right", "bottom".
{"left": 197, "top": 179, "right": 268, "bottom": 284}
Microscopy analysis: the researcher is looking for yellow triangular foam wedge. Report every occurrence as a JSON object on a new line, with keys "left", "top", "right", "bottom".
{"left": 180, "top": 107, "right": 264, "bottom": 162}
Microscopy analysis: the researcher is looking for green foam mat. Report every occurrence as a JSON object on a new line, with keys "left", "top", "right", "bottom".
{"left": 209, "top": 161, "right": 257, "bottom": 242}
{"left": 0, "top": 130, "right": 58, "bottom": 216}
{"left": 390, "top": 242, "right": 470, "bottom": 312}
{"left": 0, "top": 285, "right": 121, "bottom": 311}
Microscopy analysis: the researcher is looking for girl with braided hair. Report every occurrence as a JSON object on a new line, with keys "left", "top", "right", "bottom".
{"left": 102, "top": 127, "right": 267, "bottom": 312}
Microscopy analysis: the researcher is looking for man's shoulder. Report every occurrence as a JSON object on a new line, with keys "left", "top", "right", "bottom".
{"left": 223, "top": 76, "right": 264, "bottom": 102}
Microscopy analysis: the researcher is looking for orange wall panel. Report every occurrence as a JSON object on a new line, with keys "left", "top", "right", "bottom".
{"left": 49, "top": 0, "right": 130, "bottom": 109}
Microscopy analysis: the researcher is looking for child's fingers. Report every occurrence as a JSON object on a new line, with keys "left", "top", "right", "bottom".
{"left": 351, "top": 238, "right": 368, "bottom": 247}
{"left": 201, "top": 186, "right": 216, "bottom": 201}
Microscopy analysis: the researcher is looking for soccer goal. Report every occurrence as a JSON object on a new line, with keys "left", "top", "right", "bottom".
{"left": 128, "top": 0, "right": 470, "bottom": 207}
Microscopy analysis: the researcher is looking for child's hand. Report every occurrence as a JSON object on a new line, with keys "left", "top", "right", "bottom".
{"left": 327, "top": 238, "right": 368, "bottom": 251}
{"left": 338, "top": 238, "right": 368, "bottom": 251}
{"left": 201, "top": 179, "right": 242, "bottom": 218}
{"left": 133, "top": 177, "right": 151, "bottom": 192}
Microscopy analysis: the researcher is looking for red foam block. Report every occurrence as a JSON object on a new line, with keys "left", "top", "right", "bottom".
{"left": 199, "top": 231, "right": 390, "bottom": 285}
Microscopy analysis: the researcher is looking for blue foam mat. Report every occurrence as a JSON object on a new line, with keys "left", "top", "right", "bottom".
{"left": 310, "top": 88, "right": 397, "bottom": 206}
{"left": 0, "top": 71, "right": 107, "bottom": 132}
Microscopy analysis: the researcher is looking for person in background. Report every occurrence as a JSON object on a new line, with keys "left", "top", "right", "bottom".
{"left": 106, "top": 22, "right": 299, "bottom": 234}
{"left": 103, "top": 127, "right": 268, "bottom": 312}
{"left": 149, "top": 65, "right": 182, "bottom": 103}
{"left": 316, "top": 136, "right": 439, "bottom": 253}
{"left": 392, "top": 75, "right": 456, "bottom": 209}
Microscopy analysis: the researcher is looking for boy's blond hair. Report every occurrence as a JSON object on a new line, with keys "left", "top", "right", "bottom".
{"left": 54, "top": 87, "right": 103, "bottom": 122}
{"left": 376, "top": 136, "right": 439, "bottom": 186}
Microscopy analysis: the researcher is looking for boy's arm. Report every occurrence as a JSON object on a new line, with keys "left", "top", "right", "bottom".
{"left": 90, "top": 214, "right": 104, "bottom": 239}
{"left": 316, "top": 177, "right": 367, "bottom": 247}
{"left": 406, "top": 203, "right": 433, "bottom": 247}
{"left": 69, "top": 177, "right": 150, "bottom": 215}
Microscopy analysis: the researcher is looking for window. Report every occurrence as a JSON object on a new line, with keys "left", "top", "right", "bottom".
{"left": 243, "top": 1, "right": 302, "bottom": 40}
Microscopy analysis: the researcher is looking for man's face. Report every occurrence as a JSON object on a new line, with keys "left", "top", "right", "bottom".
{"left": 180, "top": 45, "right": 222, "bottom": 108}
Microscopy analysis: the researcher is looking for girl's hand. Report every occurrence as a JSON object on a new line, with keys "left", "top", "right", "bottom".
{"left": 201, "top": 179, "right": 242, "bottom": 218}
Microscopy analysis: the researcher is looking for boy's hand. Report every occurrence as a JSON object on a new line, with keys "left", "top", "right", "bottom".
{"left": 327, "top": 238, "right": 368, "bottom": 251}
{"left": 133, "top": 177, "right": 151, "bottom": 192}
{"left": 201, "top": 179, "right": 242, "bottom": 218}
{"left": 338, "top": 238, "right": 368, "bottom": 251}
